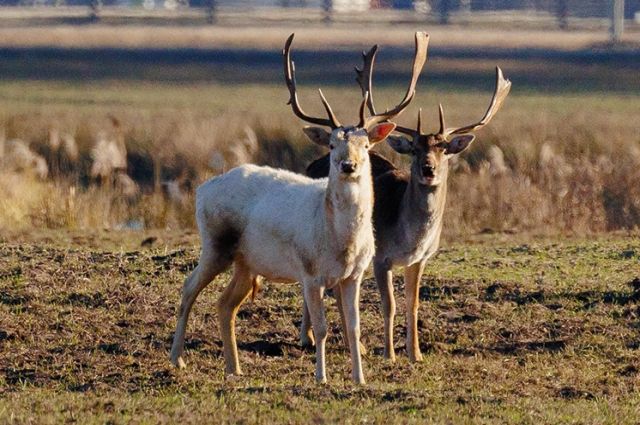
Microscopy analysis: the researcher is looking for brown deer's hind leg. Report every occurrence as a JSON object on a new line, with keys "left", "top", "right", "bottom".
{"left": 334, "top": 287, "right": 349, "bottom": 351}
{"left": 374, "top": 260, "right": 396, "bottom": 361}
{"left": 404, "top": 260, "right": 426, "bottom": 362}
{"left": 300, "top": 297, "right": 315, "bottom": 348}
{"left": 217, "top": 259, "right": 255, "bottom": 377}
{"left": 335, "top": 287, "right": 367, "bottom": 355}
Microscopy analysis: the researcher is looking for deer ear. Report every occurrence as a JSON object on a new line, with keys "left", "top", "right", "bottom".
{"left": 386, "top": 135, "right": 413, "bottom": 154}
{"left": 302, "top": 126, "right": 332, "bottom": 147}
{"left": 367, "top": 122, "right": 396, "bottom": 144}
{"left": 446, "top": 134, "right": 475, "bottom": 155}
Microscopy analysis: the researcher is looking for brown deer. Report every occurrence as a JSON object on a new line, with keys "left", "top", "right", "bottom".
{"left": 303, "top": 46, "right": 511, "bottom": 362}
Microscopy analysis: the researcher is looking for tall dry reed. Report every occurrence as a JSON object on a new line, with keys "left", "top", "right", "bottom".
{"left": 1, "top": 91, "right": 638, "bottom": 237}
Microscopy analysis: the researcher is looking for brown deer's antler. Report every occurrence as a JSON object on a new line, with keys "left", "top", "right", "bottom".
{"left": 355, "top": 32, "right": 429, "bottom": 130}
{"left": 442, "top": 67, "right": 512, "bottom": 136}
{"left": 283, "top": 33, "right": 341, "bottom": 129}
{"left": 354, "top": 35, "right": 510, "bottom": 139}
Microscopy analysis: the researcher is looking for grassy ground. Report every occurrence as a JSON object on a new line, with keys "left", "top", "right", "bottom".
{"left": 1, "top": 231, "right": 639, "bottom": 423}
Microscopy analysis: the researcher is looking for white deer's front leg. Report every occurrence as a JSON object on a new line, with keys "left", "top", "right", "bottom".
{"left": 303, "top": 281, "right": 327, "bottom": 383}
{"left": 339, "top": 276, "right": 365, "bottom": 384}
{"left": 335, "top": 287, "right": 368, "bottom": 355}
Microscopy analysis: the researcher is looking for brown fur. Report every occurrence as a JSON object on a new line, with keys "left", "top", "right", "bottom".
{"left": 372, "top": 169, "right": 410, "bottom": 228}
{"left": 217, "top": 258, "right": 255, "bottom": 375}
{"left": 250, "top": 276, "right": 262, "bottom": 302}
{"left": 403, "top": 260, "right": 426, "bottom": 361}
{"left": 214, "top": 227, "right": 241, "bottom": 264}
{"left": 302, "top": 256, "right": 316, "bottom": 276}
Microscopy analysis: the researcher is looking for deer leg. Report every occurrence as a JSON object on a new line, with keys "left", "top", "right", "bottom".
{"left": 334, "top": 287, "right": 349, "bottom": 351}
{"left": 404, "top": 260, "right": 426, "bottom": 362}
{"left": 303, "top": 281, "right": 327, "bottom": 383}
{"left": 170, "top": 245, "right": 229, "bottom": 369}
{"left": 335, "top": 287, "right": 367, "bottom": 355}
{"left": 374, "top": 259, "right": 396, "bottom": 361}
{"left": 339, "top": 276, "right": 365, "bottom": 384}
{"left": 300, "top": 296, "right": 315, "bottom": 348}
{"left": 217, "top": 260, "right": 255, "bottom": 377}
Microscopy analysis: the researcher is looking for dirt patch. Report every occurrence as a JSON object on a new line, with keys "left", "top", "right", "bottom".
{"left": 238, "top": 340, "right": 301, "bottom": 357}
{"left": 0, "top": 266, "right": 21, "bottom": 280}
{"left": 0, "top": 290, "right": 30, "bottom": 306}
{"left": 618, "top": 365, "right": 638, "bottom": 377}
{"left": 97, "top": 343, "right": 129, "bottom": 356}
{"left": 4, "top": 368, "right": 38, "bottom": 386}
{"left": 491, "top": 339, "right": 567, "bottom": 355}
{"left": 66, "top": 292, "right": 106, "bottom": 308}
{"left": 557, "top": 386, "right": 595, "bottom": 400}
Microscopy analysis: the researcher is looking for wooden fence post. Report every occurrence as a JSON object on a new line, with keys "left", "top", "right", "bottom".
{"left": 323, "top": 0, "right": 332, "bottom": 24}
{"left": 556, "top": 0, "right": 569, "bottom": 30}
{"left": 206, "top": 0, "right": 217, "bottom": 24}
{"left": 439, "top": 0, "right": 451, "bottom": 24}
{"left": 89, "top": 0, "right": 101, "bottom": 22}
{"left": 611, "top": 0, "right": 625, "bottom": 42}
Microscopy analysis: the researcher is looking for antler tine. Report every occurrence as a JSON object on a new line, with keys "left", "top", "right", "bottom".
{"left": 446, "top": 67, "right": 512, "bottom": 136}
{"left": 392, "top": 107, "right": 423, "bottom": 137}
{"left": 393, "top": 125, "right": 419, "bottom": 136}
{"left": 354, "top": 45, "right": 379, "bottom": 116}
{"left": 283, "top": 33, "right": 340, "bottom": 128}
{"left": 362, "top": 31, "right": 429, "bottom": 130}
{"left": 357, "top": 91, "right": 369, "bottom": 128}
{"left": 438, "top": 103, "right": 446, "bottom": 135}
{"left": 318, "top": 89, "right": 342, "bottom": 128}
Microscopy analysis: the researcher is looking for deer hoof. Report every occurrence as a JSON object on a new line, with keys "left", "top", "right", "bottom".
{"left": 300, "top": 334, "right": 315, "bottom": 349}
{"left": 171, "top": 356, "right": 187, "bottom": 369}
{"left": 408, "top": 352, "right": 423, "bottom": 363}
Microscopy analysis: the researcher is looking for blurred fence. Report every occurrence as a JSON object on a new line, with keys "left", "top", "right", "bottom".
{"left": 0, "top": 0, "right": 639, "bottom": 41}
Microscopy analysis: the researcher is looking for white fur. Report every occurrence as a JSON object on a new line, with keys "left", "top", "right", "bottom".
{"left": 197, "top": 165, "right": 373, "bottom": 283}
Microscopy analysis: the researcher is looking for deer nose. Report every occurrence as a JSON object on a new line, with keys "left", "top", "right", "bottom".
{"left": 422, "top": 164, "right": 435, "bottom": 178}
{"left": 341, "top": 160, "right": 357, "bottom": 174}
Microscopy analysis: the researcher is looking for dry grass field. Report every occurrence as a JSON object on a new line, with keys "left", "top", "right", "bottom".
{"left": 1, "top": 69, "right": 639, "bottom": 236}
{"left": 1, "top": 24, "right": 639, "bottom": 50}
{"left": 0, "top": 25, "right": 639, "bottom": 423}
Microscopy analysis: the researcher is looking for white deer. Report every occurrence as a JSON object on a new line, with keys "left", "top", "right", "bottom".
{"left": 169, "top": 33, "right": 427, "bottom": 384}
{"left": 304, "top": 47, "right": 511, "bottom": 362}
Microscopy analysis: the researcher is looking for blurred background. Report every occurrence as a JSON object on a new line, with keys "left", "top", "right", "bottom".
{"left": 0, "top": 0, "right": 638, "bottom": 238}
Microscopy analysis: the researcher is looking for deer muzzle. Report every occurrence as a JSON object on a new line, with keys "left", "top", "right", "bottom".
{"left": 340, "top": 160, "right": 357, "bottom": 174}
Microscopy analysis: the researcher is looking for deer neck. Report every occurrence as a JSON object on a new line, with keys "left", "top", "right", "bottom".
{"left": 400, "top": 161, "right": 449, "bottom": 247}
{"left": 324, "top": 162, "right": 374, "bottom": 251}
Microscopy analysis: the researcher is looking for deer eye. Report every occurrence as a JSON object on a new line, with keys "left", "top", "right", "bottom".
{"left": 329, "top": 144, "right": 335, "bottom": 150}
